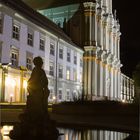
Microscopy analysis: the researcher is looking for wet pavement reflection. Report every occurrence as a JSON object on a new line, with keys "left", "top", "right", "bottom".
{"left": 0, "top": 125, "right": 130, "bottom": 140}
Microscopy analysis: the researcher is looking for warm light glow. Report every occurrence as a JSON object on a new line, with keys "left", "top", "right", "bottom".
{"left": 10, "top": 93, "right": 14, "bottom": 97}
{"left": 23, "top": 80, "right": 27, "bottom": 89}
{"left": 122, "top": 99, "right": 125, "bottom": 103}
{"left": 5, "top": 77, "right": 16, "bottom": 87}
{"left": 52, "top": 96, "right": 56, "bottom": 100}
{"left": 1, "top": 125, "right": 13, "bottom": 136}
{"left": 66, "top": 69, "right": 70, "bottom": 80}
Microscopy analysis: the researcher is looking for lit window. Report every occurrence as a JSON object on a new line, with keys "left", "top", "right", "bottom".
{"left": 66, "top": 67, "right": 70, "bottom": 80}
{"left": 59, "top": 46, "right": 63, "bottom": 59}
{"left": 73, "top": 69, "right": 77, "bottom": 81}
{"left": 40, "top": 38, "right": 45, "bottom": 51}
{"left": 67, "top": 49, "right": 71, "bottom": 62}
{"left": 50, "top": 43, "right": 55, "bottom": 56}
{"left": 74, "top": 52, "right": 77, "bottom": 65}
{"left": 26, "top": 57, "right": 32, "bottom": 70}
{"left": 12, "top": 24, "right": 20, "bottom": 40}
{"left": 27, "top": 32, "right": 33, "bottom": 46}
{"left": 11, "top": 52, "right": 18, "bottom": 67}
{"left": 49, "top": 62, "right": 54, "bottom": 76}
{"left": 58, "top": 65, "right": 63, "bottom": 78}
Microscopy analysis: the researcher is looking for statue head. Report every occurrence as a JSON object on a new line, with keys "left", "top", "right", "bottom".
{"left": 33, "top": 56, "right": 43, "bottom": 68}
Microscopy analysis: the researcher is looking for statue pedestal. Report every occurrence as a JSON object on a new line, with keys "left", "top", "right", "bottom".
{"left": 9, "top": 95, "right": 60, "bottom": 140}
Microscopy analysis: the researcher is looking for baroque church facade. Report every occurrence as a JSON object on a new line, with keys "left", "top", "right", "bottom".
{"left": 0, "top": 0, "right": 134, "bottom": 104}
{"left": 39, "top": 0, "right": 135, "bottom": 102}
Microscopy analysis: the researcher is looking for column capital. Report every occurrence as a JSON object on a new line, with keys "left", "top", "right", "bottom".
{"left": 83, "top": 2, "right": 96, "bottom": 10}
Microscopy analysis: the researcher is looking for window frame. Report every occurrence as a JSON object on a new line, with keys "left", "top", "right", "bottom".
{"left": 58, "top": 65, "right": 63, "bottom": 78}
{"left": 26, "top": 57, "right": 32, "bottom": 70}
{"left": 27, "top": 32, "right": 33, "bottom": 46}
{"left": 66, "top": 67, "right": 70, "bottom": 80}
{"left": 58, "top": 89, "right": 62, "bottom": 100}
{"left": 67, "top": 49, "right": 71, "bottom": 62}
{"left": 59, "top": 46, "right": 63, "bottom": 59}
{"left": 74, "top": 52, "right": 77, "bottom": 65}
{"left": 49, "top": 62, "right": 54, "bottom": 76}
{"left": 12, "top": 24, "right": 20, "bottom": 40}
{"left": 10, "top": 47, "right": 19, "bottom": 67}
{"left": 50, "top": 43, "right": 55, "bottom": 56}
{"left": 39, "top": 38, "right": 45, "bottom": 51}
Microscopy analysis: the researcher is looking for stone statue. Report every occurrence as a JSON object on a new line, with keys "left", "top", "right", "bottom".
{"left": 27, "top": 56, "right": 50, "bottom": 119}
{"left": 9, "top": 56, "right": 59, "bottom": 140}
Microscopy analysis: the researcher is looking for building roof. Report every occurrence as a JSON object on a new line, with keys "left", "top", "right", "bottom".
{"left": 22, "top": 0, "right": 96, "bottom": 9}
{"left": 0, "top": 0, "right": 83, "bottom": 50}
{"left": 22, "top": 0, "right": 80, "bottom": 9}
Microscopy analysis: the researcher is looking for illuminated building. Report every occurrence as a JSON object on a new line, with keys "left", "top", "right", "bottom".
{"left": 0, "top": 0, "right": 83, "bottom": 103}
{"left": 38, "top": 0, "right": 135, "bottom": 102}
{"left": 0, "top": 0, "right": 134, "bottom": 103}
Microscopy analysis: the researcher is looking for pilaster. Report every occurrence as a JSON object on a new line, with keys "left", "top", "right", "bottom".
{"left": 83, "top": 1, "right": 97, "bottom": 46}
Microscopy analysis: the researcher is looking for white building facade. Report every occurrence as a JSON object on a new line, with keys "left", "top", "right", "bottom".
{"left": 0, "top": 1, "right": 83, "bottom": 103}
{"left": 82, "top": 0, "right": 134, "bottom": 102}
{"left": 38, "top": 0, "right": 135, "bottom": 103}
{"left": 0, "top": 0, "right": 135, "bottom": 104}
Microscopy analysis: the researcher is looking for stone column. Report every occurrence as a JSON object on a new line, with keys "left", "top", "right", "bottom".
{"left": 110, "top": 31, "right": 113, "bottom": 54}
{"left": 87, "top": 52, "right": 92, "bottom": 96}
{"left": 110, "top": 67, "right": 114, "bottom": 100}
{"left": 124, "top": 76, "right": 126, "bottom": 101}
{"left": 108, "top": 0, "right": 112, "bottom": 14}
{"left": 83, "top": 1, "right": 98, "bottom": 100}
{"left": 117, "top": 70, "right": 121, "bottom": 100}
{"left": 102, "top": 62, "right": 107, "bottom": 97}
{"left": 96, "top": 59, "right": 101, "bottom": 96}
{"left": 115, "top": 68, "right": 118, "bottom": 100}
{"left": 127, "top": 77, "right": 130, "bottom": 101}
{"left": 106, "top": 27, "right": 109, "bottom": 51}
{"left": 99, "top": 60, "right": 103, "bottom": 97}
{"left": 92, "top": 56, "right": 97, "bottom": 98}
{"left": 112, "top": 32, "right": 116, "bottom": 56}
{"left": 83, "top": 53, "right": 88, "bottom": 98}
{"left": 96, "top": 6, "right": 102, "bottom": 47}
{"left": 102, "top": 0, "right": 108, "bottom": 12}
{"left": 83, "top": 1, "right": 97, "bottom": 46}
{"left": 108, "top": 66, "right": 112, "bottom": 99}
{"left": 102, "top": 20, "right": 107, "bottom": 50}
{"left": 115, "top": 34, "right": 118, "bottom": 58}
{"left": 113, "top": 69, "right": 116, "bottom": 99}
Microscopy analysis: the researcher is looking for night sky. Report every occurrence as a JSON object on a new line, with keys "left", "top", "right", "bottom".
{"left": 113, "top": 0, "right": 140, "bottom": 78}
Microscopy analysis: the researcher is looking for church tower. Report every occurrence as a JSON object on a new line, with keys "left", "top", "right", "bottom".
{"left": 83, "top": 0, "right": 122, "bottom": 100}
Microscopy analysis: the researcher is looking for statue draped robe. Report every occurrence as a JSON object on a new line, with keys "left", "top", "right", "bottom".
{"left": 27, "top": 67, "right": 50, "bottom": 119}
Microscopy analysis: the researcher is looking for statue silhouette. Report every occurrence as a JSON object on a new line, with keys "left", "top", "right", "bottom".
{"left": 9, "top": 56, "right": 59, "bottom": 140}
{"left": 27, "top": 56, "right": 50, "bottom": 118}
